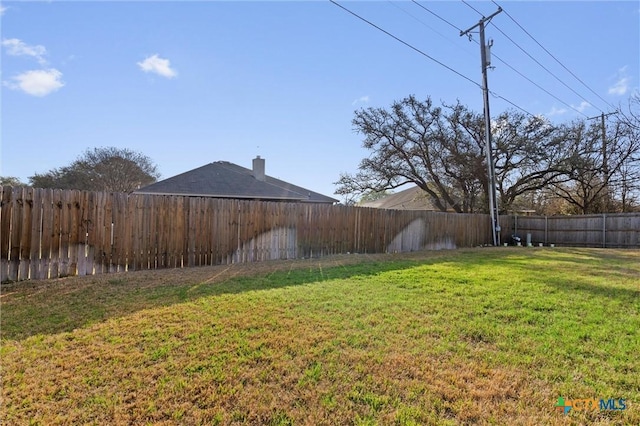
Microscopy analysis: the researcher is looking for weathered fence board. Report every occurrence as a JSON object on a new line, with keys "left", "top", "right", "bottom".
{"left": 0, "top": 187, "right": 11, "bottom": 282}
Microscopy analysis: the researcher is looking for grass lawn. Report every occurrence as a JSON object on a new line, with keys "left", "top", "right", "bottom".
{"left": 1, "top": 248, "right": 638, "bottom": 425}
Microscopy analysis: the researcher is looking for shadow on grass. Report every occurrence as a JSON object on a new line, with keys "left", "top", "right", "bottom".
{"left": 2, "top": 248, "right": 637, "bottom": 341}
{"left": 499, "top": 248, "right": 640, "bottom": 302}
{"left": 0, "top": 252, "right": 448, "bottom": 341}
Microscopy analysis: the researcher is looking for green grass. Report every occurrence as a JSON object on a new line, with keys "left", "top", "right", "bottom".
{"left": 1, "top": 248, "right": 638, "bottom": 425}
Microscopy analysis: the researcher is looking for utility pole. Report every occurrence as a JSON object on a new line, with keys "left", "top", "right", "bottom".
{"left": 587, "top": 111, "right": 617, "bottom": 212}
{"left": 461, "top": 7, "right": 502, "bottom": 246}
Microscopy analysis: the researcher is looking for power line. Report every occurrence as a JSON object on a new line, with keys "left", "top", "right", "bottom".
{"left": 387, "top": 1, "right": 445, "bottom": 38}
{"left": 329, "top": 0, "right": 480, "bottom": 89}
{"left": 388, "top": 1, "right": 465, "bottom": 51}
{"left": 413, "top": 1, "right": 569, "bottom": 117}
{"left": 461, "top": 0, "right": 484, "bottom": 17}
{"left": 331, "top": 1, "right": 538, "bottom": 118}
{"left": 492, "top": 0, "right": 617, "bottom": 112}
{"left": 461, "top": 0, "right": 605, "bottom": 116}
{"left": 458, "top": 34, "right": 583, "bottom": 116}
{"left": 411, "top": 0, "right": 462, "bottom": 33}
{"left": 487, "top": 36, "right": 590, "bottom": 118}
{"left": 490, "top": 23, "right": 599, "bottom": 115}
{"left": 392, "top": 1, "right": 478, "bottom": 60}
{"left": 489, "top": 91, "right": 536, "bottom": 117}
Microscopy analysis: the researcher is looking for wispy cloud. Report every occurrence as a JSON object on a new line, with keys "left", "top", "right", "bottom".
{"left": 547, "top": 106, "right": 567, "bottom": 116}
{"left": 1, "top": 38, "right": 48, "bottom": 65}
{"left": 137, "top": 54, "right": 177, "bottom": 79}
{"left": 608, "top": 66, "right": 631, "bottom": 96}
{"left": 0, "top": 5, "right": 8, "bottom": 16}
{"left": 352, "top": 95, "right": 370, "bottom": 106}
{"left": 573, "top": 101, "right": 591, "bottom": 113}
{"left": 4, "top": 69, "right": 65, "bottom": 97}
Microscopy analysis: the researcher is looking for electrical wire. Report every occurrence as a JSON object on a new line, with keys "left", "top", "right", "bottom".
{"left": 329, "top": 0, "right": 480, "bottom": 89}
{"left": 411, "top": 0, "right": 462, "bottom": 33}
{"left": 488, "top": 37, "right": 590, "bottom": 117}
{"left": 409, "top": 1, "right": 551, "bottom": 117}
{"left": 391, "top": 1, "right": 477, "bottom": 59}
{"left": 387, "top": 1, "right": 450, "bottom": 42}
{"left": 461, "top": 0, "right": 606, "bottom": 115}
{"left": 490, "top": 24, "right": 599, "bottom": 115}
{"left": 492, "top": 54, "right": 586, "bottom": 116}
{"left": 492, "top": 0, "right": 617, "bottom": 112}
{"left": 461, "top": 0, "right": 484, "bottom": 17}
{"left": 333, "top": 0, "right": 537, "bottom": 118}
{"left": 489, "top": 91, "right": 536, "bottom": 117}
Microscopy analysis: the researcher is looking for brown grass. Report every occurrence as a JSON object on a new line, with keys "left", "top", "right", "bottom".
{"left": 2, "top": 248, "right": 638, "bottom": 425}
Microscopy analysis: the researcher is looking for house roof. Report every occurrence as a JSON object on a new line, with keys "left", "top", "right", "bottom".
{"left": 359, "top": 186, "right": 437, "bottom": 210}
{"left": 134, "top": 160, "right": 338, "bottom": 204}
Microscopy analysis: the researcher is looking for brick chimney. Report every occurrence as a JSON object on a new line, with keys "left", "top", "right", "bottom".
{"left": 252, "top": 156, "right": 265, "bottom": 181}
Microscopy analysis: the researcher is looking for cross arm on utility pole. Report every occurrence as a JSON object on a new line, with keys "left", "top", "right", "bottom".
{"left": 460, "top": 7, "right": 502, "bottom": 38}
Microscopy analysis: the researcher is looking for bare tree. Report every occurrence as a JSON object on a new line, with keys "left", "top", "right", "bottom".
{"left": 335, "top": 96, "right": 485, "bottom": 213}
{"left": 552, "top": 116, "right": 640, "bottom": 214}
{"left": 490, "top": 112, "right": 570, "bottom": 212}
{"left": 614, "top": 93, "right": 640, "bottom": 211}
{"left": 336, "top": 96, "right": 571, "bottom": 214}
{"left": 29, "top": 147, "right": 161, "bottom": 192}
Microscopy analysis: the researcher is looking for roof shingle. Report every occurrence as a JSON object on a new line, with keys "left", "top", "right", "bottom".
{"left": 135, "top": 160, "right": 338, "bottom": 204}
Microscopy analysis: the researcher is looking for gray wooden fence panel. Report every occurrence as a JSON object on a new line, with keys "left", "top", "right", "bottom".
{"left": 508, "top": 213, "right": 640, "bottom": 248}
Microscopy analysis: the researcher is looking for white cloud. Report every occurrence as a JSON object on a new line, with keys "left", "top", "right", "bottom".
{"left": 608, "top": 66, "right": 631, "bottom": 96}
{"left": 547, "top": 106, "right": 567, "bottom": 116}
{"left": 2, "top": 38, "right": 48, "bottom": 65}
{"left": 0, "top": 5, "right": 8, "bottom": 16}
{"left": 4, "top": 69, "right": 65, "bottom": 97}
{"left": 137, "top": 54, "right": 177, "bottom": 78}
{"left": 608, "top": 77, "right": 630, "bottom": 96}
{"left": 352, "top": 95, "right": 370, "bottom": 106}
{"left": 573, "top": 101, "right": 591, "bottom": 113}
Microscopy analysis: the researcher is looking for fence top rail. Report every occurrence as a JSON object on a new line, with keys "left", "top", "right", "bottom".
{"left": 507, "top": 212, "right": 640, "bottom": 220}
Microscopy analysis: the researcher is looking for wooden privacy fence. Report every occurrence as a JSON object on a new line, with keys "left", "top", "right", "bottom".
{"left": 0, "top": 187, "right": 494, "bottom": 281}
{"left": 503, "top": 213, "right": 640, "bottom": 248}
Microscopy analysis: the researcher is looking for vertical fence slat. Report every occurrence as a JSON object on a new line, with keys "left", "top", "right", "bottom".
{"left": 7, "top": 187, "right": 23, "bottom": 281}
{"left": 18, "top": 187, "right": 34, "bottom": 280}
{"left": 40, "top": 189, "right": 53, "bottom": 280}
{"left": 48, "top": 189, "right": 62, "bottom": 278}
{"left": 57, "top": 189, "right": 70, "bottom": 277}
{"left": 0, "top": 187, "right": 10, "bottom": 282}
{"left": 28, "top": 189, "right": 43, "bottom": 280}
{"left": 111, "top": 192, "right": 125, "bottom": 272}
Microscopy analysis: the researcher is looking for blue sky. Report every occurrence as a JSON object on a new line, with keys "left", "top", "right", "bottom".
{"left": 1, "top": 1, "right": 638, "bottom": 201}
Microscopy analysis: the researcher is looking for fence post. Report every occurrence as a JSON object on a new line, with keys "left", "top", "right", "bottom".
{"left": 602, "top": 213, "right": 606, "bottom": 248}
{"left": 545, "top": 215, "right": 548, "bottom": 245}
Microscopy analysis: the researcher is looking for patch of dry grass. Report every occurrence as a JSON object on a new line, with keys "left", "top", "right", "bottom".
{"left": 1, "top": 248, "right": 638, "bottom": 425}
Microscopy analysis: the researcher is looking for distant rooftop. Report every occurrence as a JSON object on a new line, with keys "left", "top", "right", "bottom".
{"left": 135, "top": 157, "right": 338, "bottom": 204}
{"left": 359, "top": 186, "right": 437, "bottom": 210}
